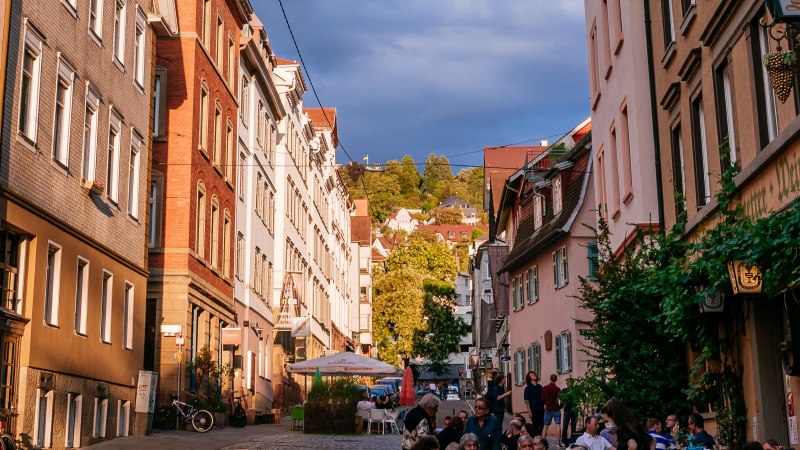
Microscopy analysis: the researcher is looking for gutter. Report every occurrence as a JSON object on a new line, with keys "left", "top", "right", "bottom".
{"left": 644, "top": 0, "right": 666, "bottom": 231}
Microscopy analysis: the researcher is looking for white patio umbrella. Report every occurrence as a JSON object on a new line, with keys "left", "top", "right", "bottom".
{"left": 287, "top": 352, "right": 403, "bottom": 377}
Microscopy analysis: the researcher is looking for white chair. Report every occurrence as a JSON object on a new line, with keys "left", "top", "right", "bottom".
{"left": 368, "top": 408, "right": 386, "bottom": 434}
{"left": 356, "top": 408, "right": 371, "bottom": 433}
{"left": 384, "top": 409, "right": 400, "bottom": 434}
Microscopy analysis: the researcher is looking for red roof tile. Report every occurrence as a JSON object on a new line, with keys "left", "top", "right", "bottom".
{"left": 351, "top": 216, "right": 371, "bottom": 245}
{"left": 306, "top": 108, "right": 338, "bottom": 148}
{"left": 276, "top": 57, "right": 299, "bottom": 66}
{"left": 416, "top": 224, "right": 488, "bottom": 241}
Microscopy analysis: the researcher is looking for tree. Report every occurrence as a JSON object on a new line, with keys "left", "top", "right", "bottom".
{"left": 398, "top": 155, "right": 422, "bottom": 197}
{"left": 413, "top": 280, "right": 471, "bottom": 374}
{"left": 430, "top": 206, "right": 463, "bottom": 224}
{"left": 420, "top": 154, "right": 454, "bottom": 202}
{"left": 384, "top": 234, "right": 458, "bottom": 281}
{"left": 372, "top": 268, "right": 426, "bottom": 364}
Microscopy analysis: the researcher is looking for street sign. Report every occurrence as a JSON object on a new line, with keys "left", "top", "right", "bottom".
{"left": 500, "top": 355, "right": 511, "bottom": 362}
{"left": 470, "top": 353, "right": 480, "bottom": 367}
{"left": 175, "top": 336, "right": 184, "bottom": 346}
{"left": 291, "top": 317, "right": 311, "bottom": 337}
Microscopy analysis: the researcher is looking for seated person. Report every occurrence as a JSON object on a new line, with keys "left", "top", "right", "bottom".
{"left": 357, "top": 392, "right": 375, "bottom": 409}
{"left": 376, "top": 395, "right": 392, "bottom": 409}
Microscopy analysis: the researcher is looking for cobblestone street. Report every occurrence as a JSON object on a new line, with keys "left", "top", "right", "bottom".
{"left": 221, "top": 431, "right": 402, "bottom": 449}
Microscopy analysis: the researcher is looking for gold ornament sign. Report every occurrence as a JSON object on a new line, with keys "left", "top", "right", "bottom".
{"left": 727, "top": 260, "right": 763, "bottom": 295}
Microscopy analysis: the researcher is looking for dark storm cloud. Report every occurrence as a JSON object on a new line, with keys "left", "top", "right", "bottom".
{"left": 255, "top": 0, "right": 589, "bottom": 171}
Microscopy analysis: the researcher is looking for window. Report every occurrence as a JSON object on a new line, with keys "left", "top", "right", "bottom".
{"left": 223, "top": 211, "right": 231, "bottom": 277}
{"left": 255, "top": 173, "right": 263, "bottom": 217}
{"left": 253, "top": 247, "right": 261, "bottom": 294}
{"left": 134, "top": 10, "right": 146, "bottom": 87}
{"left": 670, "top": 125, "right": 686, "bottom": 216}
{"left": 237, "top": 152, "right": 246, "bottom": 199}
{"left": 588, "top": 242, "right": 599, "bottom": 279}
{"left": 117, "top": 400, "right": 130, "bottom": 437}
{"left": 553, "top": 246, "right": 568, "bottom": 288}
{"left": 53, "top": 58, "right": 76, "bottom": 166}
{"left": 196, "top": 183, "right": 206, "bottom": 257}
{"left": 754, "top": 19, "right": 778, "bottom": 145}
{"left": 609, "top": 123, "right": 621, "bottom": 216}
{"left": 527, "top": 343, "right": 541, "bottom": 376}
{"left": 589, "top": 24, "right": 601, "bottom": 107}
{"left": 228, "top": 37, "right": 235, "bottom": 84}
{"left": 268, "top": 191, "right": 275, "bottom": 232}
{"left": 128, "top": 132, "right": 143, "bottom": 218}
{"left": 600, "top": 0, "right": 612, "bottom": 77}
{"left": 123, "top": 282, "right": 133, "bottom": 349}
{"left": 113, "top": 0, "right": 126, "bottom": 65}
{"left": 152, "top": 68, "right": 167, "bottom": 138}
{"left": 106, "top": 111, "right": 122, "bottom": 202}
{"left": 661, "top": 0, "right": 675, "bottom": 48}
{"left": 553, "top": 175, "right": 563, "bottom": 214}
{"left": 101, "top": 271, "right": 112, "bottom": 342}
{"left": 65, "top": 393, "right": 82, "bottom": 448}
{"left": 201, "top": 0, "right": 211, "bottom": 47}
{"left": 199, "top": 82, "right": 209, "bottom": 152}
{"left": 34, "top": 389, "right": 53, "bottom": 448}
{"left": 620, "top": 103, "right": 633, "bottom": 200}
{"left": 19, "top": 24, "right": 43, "bottom": 142}
{"left": 82, "top": 87, "right": 101, "bottom": 181}
{"left": 527, "top": 266, "right": 539, "bottom": 304}
{"left": 74, "top": 258, "right": 89, "bottom": 335}
{"left": 555, "top": 331, "right": 573, "bottom": 374}
{"left": 210, "top": 198, "right": 219, "bottom": 268}
{"left": 235, "top": 233, "right": 244, "bottom": 280}
{"left": 44, "top": 243, "right": 62, "bottom": 326}
{"left": 89, "top": 0, "right": 104, "bottom": 39}
{"left": 690, "top": 96, "right": 711, "bottom": 207}
{"left": 225, "top": 119, "right": 233, "bottom": 180}
{"left": 216, "top": 16, "right": 224, "bottom": 68}
{"left": 213, "top": 102, "right": 222, "bottom": 166}
{"left": 512, "top": 275, "right": 522, "bottom": 310}
{"left": 514, "top": 349, "right": 525, "bottom": 385}
{"left": 148, "top": 178, "right": 160, "bottom": 248}
{"left": 611, "top": 0, "right": 623, "bottom": 51}
{"left": 715, "top": 61, "right": 737, "bottom": 167}
{"left": 680, "top": 0, "right": 695, "bottom": 15}
{"left": 240, "top": 76, "right": 249, "bottom": 125}
{"left": 533, "top": 195, "right": 543, "bottom": 230}
{"left": 93, "top": 397, "right": 107, "bottom": 438}
{"left": 596, "top": 147, "right": 608, "bottom": 220}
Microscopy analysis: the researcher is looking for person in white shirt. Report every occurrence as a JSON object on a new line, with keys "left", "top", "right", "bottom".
{"left": 577, "top": 416, "right": 615, "bottom": 450}
{"left": 357, "top": 392, "right": 375, "bottom": 409}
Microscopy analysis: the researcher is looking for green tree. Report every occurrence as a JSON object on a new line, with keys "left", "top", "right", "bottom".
{"left": 430, "top": 206, "right": 463, "bottom": 224}
{"left": 399, "top": 155, "right": 422, "bottom": 197}
{"left": 413, "top": 280, "right": 471, "bottom": 374}
{"left": 385, "top": 234, "right": 458, "bottom": 281}
{"left": 420, "top": 154, "right": 454, "bottom": 202}
{"left": 372, "top": 268, "right": 426, "bottom": 365}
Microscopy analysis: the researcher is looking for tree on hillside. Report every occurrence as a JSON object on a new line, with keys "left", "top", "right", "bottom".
{"left": 454, "top": 167, "right": 485, "bottom": 209}
{"left": 429, "top": 206, "right": 463, "bottom": 224}
{"left": 421, "top": 154, "right": 454, "bottom": 202}
{"left": 399, "top": 156, "right": 422, "bottom": 197}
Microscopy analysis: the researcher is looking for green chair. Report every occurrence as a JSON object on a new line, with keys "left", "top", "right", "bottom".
{"left": 290, "top": 405, "right": 304, "bottom": 431}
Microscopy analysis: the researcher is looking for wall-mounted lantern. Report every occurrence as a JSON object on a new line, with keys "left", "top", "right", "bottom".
{"left": 726, "top": 260, "right": 763, "bottom": 295}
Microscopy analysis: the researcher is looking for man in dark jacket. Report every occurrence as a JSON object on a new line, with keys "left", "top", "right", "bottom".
{"left": 485, "top": 374, "right": 511, "bottom": 422}
{"left": 524, "top": 371, "right": 545, "bottom": 437}
{"left": 466, "top": 397, "right": 502, "bottom": 450}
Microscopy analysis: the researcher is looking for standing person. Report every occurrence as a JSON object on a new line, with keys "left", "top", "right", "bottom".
{"left": 686, "top": 414, "right": 715, "bottom": 450}
{"left": 541, "top": 374, "right": 562, "bottom": 445}
{"left": 561, "top": 381, "right": 576, "bottom": 445}
{"left": 577, "top": 416, "right": 615, "bottom": 450}
{"left": 485, "top": 373, "right": 511, "bottom": 422}
{"left": 600, "top": 397, "right": 652, "bottom": 450}
{"left": 525, "top": 371, "right": 545, "bottom": 437}
{"left": 403, "top": 394, "right": 441, "bottom": 450}
{"left": 437, "top": 416, "right": 465, "bottom": 449}
{"left": 465, "top": 397, "right": 502, "bottom": 450}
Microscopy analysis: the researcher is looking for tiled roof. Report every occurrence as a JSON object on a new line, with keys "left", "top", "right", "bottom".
{"left": 351, "top": 216, "right": 371, "bottom": 245}
{"left": 276, "top": 57, "right": 299, "bottom": 66}
{"left": 371, "top": 248, "right": 386, "bottom": 261}
{"left": 305, "top": 108, "right": 338, "bottom": 148}
{"left": 499, "top": 133, "right": 592, "bottom": 273}
{"left": 484, "top": 146, "right": 547, "bottom": 214}
{"left": 416, "top": 224, "right": 488, "bottom": 240}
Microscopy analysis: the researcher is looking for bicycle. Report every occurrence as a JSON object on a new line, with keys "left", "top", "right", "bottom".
{"left": 231, "top": 395, "right": 246, "bottom": 428}
{"left": 0, "top": 411, "right": 17, "bottom": 450}
{"left": 154, "top": 395, "right": 214, "bottom": 433}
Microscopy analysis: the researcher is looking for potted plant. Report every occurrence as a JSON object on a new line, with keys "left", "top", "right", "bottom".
{"left": 763, "top": 47, "right": 797, "bottom": 103}
{"left": 304, "top": 377, "right": 361, "bottom": 434}
{"left": 89, "top": 179, "right": 105, "bottom": 195}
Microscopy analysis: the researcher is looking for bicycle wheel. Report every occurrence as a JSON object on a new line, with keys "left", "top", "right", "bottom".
{"left": 191, "top": 409, "right": 214, "bottom": 432}
{"left": 0, "top": 434, "right": 14, "bottom": 450}
{"left": 233, "top": 404, "right": 246, "bottom": 428}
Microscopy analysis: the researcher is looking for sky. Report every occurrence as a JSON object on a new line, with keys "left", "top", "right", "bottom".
{"left": 254, "top": 0, "right": 590, "bottom": 174}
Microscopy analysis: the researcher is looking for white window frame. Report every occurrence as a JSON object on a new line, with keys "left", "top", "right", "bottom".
{"left": 533, "top": 195, "right": 543, "bottom": 230}
{"left": 82, "top": 86, "right": 101, "bottom": 182}
{"left": 52, "top": 55, "right": 76, "bottom": 166}
{"left": 210, "top": 197, "right": 219, "bottom": 268}
{"left": 113, "top": 0, "right": 127, "bottom": 66}
{"left": 44, "top": 242, "right": 62, "bottom": 326}
{"left": 148, "top": 180, "right": 158, "bottom": 248}
{"left": 34, "top": 388, "right": 54, "bottom": 448}
{"left": 93, "top": 397, "right": 108, "bottom": 438}
{"left": 123, "top": 282, "right": 134, "bottom": 349}
{"left": 133, "top": 8, "right": 146, "bottom": 87}
{"left": 88, "top": 0, "right": 104, "bottom": 40}
{"left": 117, "top": 400, "right": 130, "bottom": 437}
{"left": 694, "top": 99, "right": 711, "bottom": 206}
{"left": 556, "top": 331, "right": 573, "bottom": 374}
{"left": 720, "top": 67, "right": 737, "bottom": 165}
{"left": 107, "top": 110, "right": 122, "bottom": 202}
{"left": 553, "top": 246, "right": 568, "bottom": 288}
{"left": 199, "top": 82, "right": 209, "bottom": 152}
{"left": 196, "top": 183, "right": 206, "bottom": 258}
{"left": 553, "top": 175, "right": 563, "bottom": 214}
{"left": 527, "top": 266, "right": 539, "bottom": 304}
{"left": 514, "top": 348, "right": 525, "bottom": 385}
{"left": 74, "top": 257, "right": 89, "bottom": 335}
{"left": 65, "top": 393, "right": 82, "bottom": 448}
{"left": 128, "top": 131, "right": 142, "bottom": 218}
{"left": 18, "top": 22, "right": 44, "bottom": 142}
{"left": 100, "top": 271, "right": 113, "bottom": 343}
{"left": 758, "top": 23, "right": 778, "bottom": 142}
{"left": 235, "top": 232, "right": 244, "bottom": 280}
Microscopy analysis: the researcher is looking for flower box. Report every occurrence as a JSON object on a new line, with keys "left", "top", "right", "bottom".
{"left": 89, "top": 179, "right": 105, "bottom": 195}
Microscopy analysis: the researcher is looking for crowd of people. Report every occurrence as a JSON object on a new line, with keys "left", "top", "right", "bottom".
{"left": 400, "top": 371, "right": 790, "bottom": 450}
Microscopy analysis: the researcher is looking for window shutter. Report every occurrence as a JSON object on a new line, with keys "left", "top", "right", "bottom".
{"left": 565, "top": 332, "right": 573, "bottom": 372}
{"left": 563, "top": 248, "right": 569, "bottom": 283}
{"left": 535, "top": 344, "right": 541, "bottom": 375}
{"left": 553, "top": 252, "right": 558, "bottom": 286}
{"left": 588, "top": 242, "right": 599, "bottom": 278}
{"left": 555, "top": 335, "right": 563, "bottom": 373}
{"left": 533, "top": 268, "right": 538, "bottom": 300}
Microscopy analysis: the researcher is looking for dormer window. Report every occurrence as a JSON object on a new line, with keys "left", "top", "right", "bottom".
{"left": 533, "top": 196, "right": 543, "bottom": 230}
{"left": 553, "top": 176, "right": 563, "bottom": 214}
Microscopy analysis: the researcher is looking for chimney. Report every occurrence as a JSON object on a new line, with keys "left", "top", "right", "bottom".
{"left": 540, "top": 140, "right": 548, "bottom": 147}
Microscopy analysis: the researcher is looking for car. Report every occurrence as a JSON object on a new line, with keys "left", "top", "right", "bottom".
{"left": 378, "top": 383, "right": 399, "bottom": 402}
{"left": 444, "top": 387, "right": 460, "bottom": 401}
{"left": 369, "top": 385, "right": 391, "bottom": 400}
{"left": 378, "top": 377, "right": 403, "bottom": 393}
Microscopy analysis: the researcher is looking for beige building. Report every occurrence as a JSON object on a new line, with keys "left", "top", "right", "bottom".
{"left": 0, "top": 0, "right": 161, "bottom": 446}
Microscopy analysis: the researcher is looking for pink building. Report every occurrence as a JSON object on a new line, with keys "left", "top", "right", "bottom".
{"left": 496, "top": 120, "right": 595, "bottom": 415}
{"left": 583, "top": 0, "right": 661, "bottom": 253}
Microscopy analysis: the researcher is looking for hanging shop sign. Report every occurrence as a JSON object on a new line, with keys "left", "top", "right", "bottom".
{"left": 727, "top": 260, "right": 763, "bottom": 295}
{"left": 766, "top": 0, "right": 800, "bottom": 23}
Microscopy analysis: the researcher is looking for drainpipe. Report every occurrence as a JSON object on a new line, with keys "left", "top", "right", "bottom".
{"left": 644, "top": 0, "right": 666, "bottom": 232}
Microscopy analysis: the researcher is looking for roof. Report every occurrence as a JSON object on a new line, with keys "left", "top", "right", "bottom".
{"left": 305, "top": 108, "right": 339, "bottom": 148}
{"left": 371, "top": 248, "right": 386, "bottom": 261}
{"left": 351, "top": 216, "right": 371, "bottom": 245}
{"left": 499, "top": 132, "right": 593, "bottom": 274}
{"left": 377, "top": 235, "right": 399, "bottom": 251}
{"left": 484, "top": 146, "right": 547, "bottom": 215}
{"left": 416, "top": 224, "right": 487, "bottom": 240}
{"left": 440, "top": 196, "right": 474, "bottom": 209}
{"left": 276, "top": 57, "right": 299, "bottom": 66}
{"left": 353, "top": 199, "right": 369, "bottom": 216}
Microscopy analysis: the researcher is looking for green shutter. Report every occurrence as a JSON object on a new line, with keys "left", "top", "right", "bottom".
{"left": 553, "top": 252, "right": 558, "bottom": 286}
{"left": 565, "top": 332, "right": 572, "bottom": 372}
{"left": 563, "top": 248, "right": 569, "bottom": 283}
{"left": 555, "top": 335, "right": 563, "bottom": 373}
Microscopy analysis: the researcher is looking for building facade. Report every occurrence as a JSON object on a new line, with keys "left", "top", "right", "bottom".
{"left": 0, "top": 0, "right": 162, "bottom": 445}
